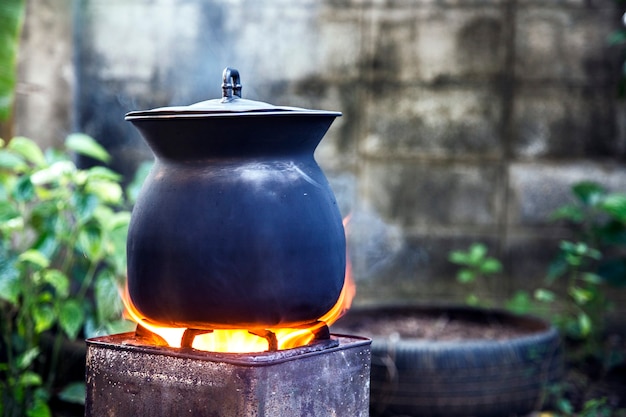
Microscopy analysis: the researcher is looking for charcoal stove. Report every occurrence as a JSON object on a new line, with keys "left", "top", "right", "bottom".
{"left": 85, "top": 332, "right": 370, "bottom": 417}
{"left": 84, "top": 68, "right": 371, "bottom": 416}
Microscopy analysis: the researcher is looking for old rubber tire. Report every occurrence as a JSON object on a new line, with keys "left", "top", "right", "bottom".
{"left": 334, "top": 306, "right": 563, "bottom": 417}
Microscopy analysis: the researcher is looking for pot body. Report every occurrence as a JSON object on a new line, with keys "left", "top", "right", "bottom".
{"left": 127, "top": 114, "right": 346, "bottom": 329}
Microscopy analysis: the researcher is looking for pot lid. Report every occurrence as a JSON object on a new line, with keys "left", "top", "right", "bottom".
{"left": 125, "top": 67, "right": 341, "bottom": 120}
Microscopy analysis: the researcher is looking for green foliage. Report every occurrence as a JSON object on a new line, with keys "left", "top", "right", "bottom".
{"left": 0, "top": 0, "right": 25, "bottom": 121}
{"left": 550, "top": 181, "right": 626, "bottom": 289}
{"left": 551, "top": 394, "right": 626, "bottom": 417}
{"left": 448, "top": 243, "right": 502, "bottom": 306}
{"left": 541, "top": 240, "right": 606, "bottom": 348}
{"left": 505, "top": 290, "right": 534, "bottom": 315}
{"left": 545, "top": 182, "right": 626, "bottom": 353}
{"left": 0, "top": 135, "right": 134, "bottom": 416}
{"left": 449, "top": 180, "right": 626, "bottom": 415}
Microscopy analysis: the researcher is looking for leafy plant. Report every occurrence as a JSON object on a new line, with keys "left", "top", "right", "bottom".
{"left": 448, "top": 243, "right": 502, "bottom": 306}
{"left": 542, "top": 181, "right": 626, "bottom": 365}
{"left": 0, "top": 134, "right": 134, "bottom": 417}
{"left": 549, "top": 394, "right": 626, "bottom": 417}
{"left": 550, "top": 181, "right": 626, "bottom": 289}
{"left": 541, "top": 241, "right": 605, "bottom": 347}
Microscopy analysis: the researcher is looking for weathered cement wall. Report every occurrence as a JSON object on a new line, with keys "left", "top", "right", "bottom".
{"left": 15, "top": 0, "right": 626, "bottom": 307}
{"left": 15, "top": 0, "right": 73, "bottom": 149}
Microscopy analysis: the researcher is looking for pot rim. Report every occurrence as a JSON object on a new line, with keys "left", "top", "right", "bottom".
{"left": 124, "top": 109, "right": 342, "bottom": 121}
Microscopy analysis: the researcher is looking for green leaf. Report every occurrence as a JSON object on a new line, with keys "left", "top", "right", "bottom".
{"left": 0, "top": 200, "right": 22, "bottom": 234}
{"left": 600, "top": 193, "right": 626, "bottom": 222}
{"left": 105, "top": 211, "right": 131, "bottom": 232}
{"left": 30, "top": 160, "right": 75, "bottom": 185}
{"left": 11, "top": 174, "right": 34, "bottom": 202}
{"left": 565, "top": 241, "right": 601, "bottom": 260}
{"left": 0, "top": 214, "right": 23, "bottom": 233}
{"left": 32, "top": 236, "right": 59, "bottom": 262}
{"left": 534, "top": 288, "right": 556, "bottom": 302}
{"left": 36, "top": 291, "right": 53, "bottom": 304}
{"left": 86, "top": 166, "right": 122, "bottom": 182}
{"left": 578, "top": 312, "right": 592, "bottom": 337}
{"left": 29, "top": 200, "right": 59, "bottom": 234}
{"left": 465, "top": 294, "right": 480, "bottom": 306}
{"left": 72, "top": 191, "right": 99, "bottom": 224}
{"left": 77, "top": 224, "right": 103, "bottom": 260}
{"left": 479, "top": 258, "right": 502, "bottom": 274}
{"left": 59, "top": 300, "right": 85, "bottom": 339}
{"left": 0, "top": 149, "right": 26, "bottom": 170}
{"left": 73, "top": 170, "right": 88, "bottom": 186}
{"left": 33, "top": 304, "right": 55, "bottom": 333}
{"left": 58, "top": 382, "right": 85, "bottom": 405}
{"left": 549, "top": 204, "right": 584, "bottom": 223}
{"left": 17, "top": 249, "right": 50, "bottom": 269}
{"left": 505, "top": 291, "right": 532, "bottom": 314}
{"left": 468, "top": 243, "right": 487, "bottom": 264}
{"left": 95, "top": 270, "right": 123, "bottom": 323}
{"left": 456, "top": 269, "right": 475, "bottom": 284}
{"left": 0, "top": 199, "right": 18, "bottom": 221}
{"left": 448, "top": 250, "right": 469, "bottom": 265}
{"left": 0, "top": 0, "right": 26, "bottom": 121}
{"left": 16, "top": 347, "right": 40, "bottom": 370}
{"left": 7, "top": 137, "right": 46, "bottom": 167}
{"left": 65, "top": 133, "right": 110, "bottom": 163}
{"left": 559, "top": 240, "right": 578, "bottom": 253}
{"left": 42, "top": 269, "right": 70, "bottom": 298}
{"left": 0, "top": 264, "right": 20, "bottom": 304}
{"left": 26, "top": 398, "right": 51, "bottom": 417}
{"left": 31, "top": 184, "right": 54, "bottom": 201}
{"left": 18, "top": 371, "right": 42, "bottom": 387}
{"left": 85, "top": 180, "right": 123, "bottom": 204}
{"left": 557, "top": 397, "right": 574, "bottom": 415}
{"left": 564, "top": 252, "right": 582, "bottom": 267}
{"left": 580, "top": 272, "right": 603, "bottom": 285}
{"left": 572, "top": 181, "right": 605, "bottom": 206}
{"left": 581, "top": 397, "right": 608, "bottom": 412}
{"left": 569, "top": 286, "right": 594, "bottom": 305}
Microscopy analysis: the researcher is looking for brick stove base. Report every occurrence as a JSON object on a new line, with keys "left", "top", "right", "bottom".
{"left": 85, "top": 333, "right": 371, "bottom": 417}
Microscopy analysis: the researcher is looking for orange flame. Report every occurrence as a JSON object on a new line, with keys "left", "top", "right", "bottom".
{"left": 120, "top": 216, "right": 355, "bottom": 353}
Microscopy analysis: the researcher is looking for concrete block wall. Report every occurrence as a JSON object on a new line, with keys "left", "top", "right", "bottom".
{"left": 15, "top": 0, "right": 626, "bottom": 307}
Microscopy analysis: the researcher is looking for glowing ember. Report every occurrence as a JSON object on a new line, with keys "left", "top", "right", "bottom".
{"left": 121, "top": 216, "right": 355, "bottom": 353}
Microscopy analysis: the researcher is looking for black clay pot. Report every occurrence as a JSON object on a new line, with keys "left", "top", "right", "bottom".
{"left": 125, "top": 68, "right": 345, "bottom": 329}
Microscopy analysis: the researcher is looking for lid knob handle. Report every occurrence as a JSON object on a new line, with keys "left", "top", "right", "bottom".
{"left": 221, "top": 67, "right": 242, "bottom": 101}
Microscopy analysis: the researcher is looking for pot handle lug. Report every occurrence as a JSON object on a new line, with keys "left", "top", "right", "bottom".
{"left": 221, "top": 67, "right": 242, "bottom": 101}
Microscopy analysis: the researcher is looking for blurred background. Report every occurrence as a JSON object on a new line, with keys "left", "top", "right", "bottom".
{"left": 8, "top": 0, "right": 626, "bottom": 311}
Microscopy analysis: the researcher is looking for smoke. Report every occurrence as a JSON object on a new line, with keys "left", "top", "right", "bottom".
{"left": 347, "top": 205, "right": 407, "bottom": 283}
{"left": 327, "top": 172, "right": 408, "bottom": 283}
